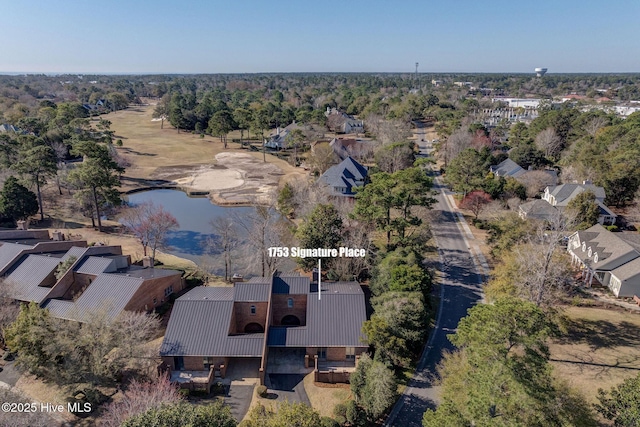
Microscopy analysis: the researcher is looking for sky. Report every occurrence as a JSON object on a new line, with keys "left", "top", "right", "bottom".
{"left": 1, "top": 0, "right": 639, "bottom": 74}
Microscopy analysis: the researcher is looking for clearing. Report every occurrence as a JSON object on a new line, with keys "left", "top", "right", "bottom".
{"left": 550, "top": 305, "right": 640, "bottom": 407}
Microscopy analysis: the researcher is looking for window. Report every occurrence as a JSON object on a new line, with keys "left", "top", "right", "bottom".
{"left": 153, "top": 297, "right": 157, "bottom": 305}
{"left": 250, "top": 305, "right": 256, "bottom": 315}
{"left": 317, "top": 347, "right": 327, "bottom": 360}
{"left": 287, "top": 298, "right": 294, "bottom": 308}
{"left": 164, "top": 285, "right": 173, "bottom": 297}
{"left": 346, "top": 347, "right": 355, "bottom": 360}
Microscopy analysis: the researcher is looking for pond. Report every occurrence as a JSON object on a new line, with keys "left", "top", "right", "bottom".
{"left": 125, "top": 189, "right": 256, "bottom": 268}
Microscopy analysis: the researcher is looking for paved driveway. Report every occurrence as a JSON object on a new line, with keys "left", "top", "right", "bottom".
{"left": 267, "top": 374, "right": 310, "bottom": 405}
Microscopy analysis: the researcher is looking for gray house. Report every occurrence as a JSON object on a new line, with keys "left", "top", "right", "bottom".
{"left": 490, "top": 158, "right": 526, "bottom": 178}
{"left": 568, "top": 224, "right": 640, "bottom": 297}
{"left": 318, "top": 156, "right": 368, "bottom": 197}
{"left": 543, "top": 183, "right": 616, "bottom": 225}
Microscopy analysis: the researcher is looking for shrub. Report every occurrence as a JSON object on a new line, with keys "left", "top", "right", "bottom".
{"left": 256, "top": 385, "right": 268, "bottom": 397}
{"left": 116, "top": 139, "right": 123, "bottom": 146}
{"left": 333, "top": 402, "right": 348, "bottom": 418}
{"left": 178, "top": 389, "right": 190, "bottom": 398}
{"left": 321, "top": 416, "right": 340, "bottom": 427}
{"left": 605, "top": 225, "right": 619, "bottom": 232}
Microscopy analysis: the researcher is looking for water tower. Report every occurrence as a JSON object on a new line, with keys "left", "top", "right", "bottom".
{"left": 535, "top": 67, "right": 548, "bottom": 77}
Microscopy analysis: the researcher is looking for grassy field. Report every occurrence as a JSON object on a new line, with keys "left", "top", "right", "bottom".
{"left": 550, "top": 305, "right": 640, "bottom": 408}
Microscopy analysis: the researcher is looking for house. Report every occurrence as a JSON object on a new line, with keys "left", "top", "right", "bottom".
{"left": 0, "top": 230, "right": 184, "bottom": 322}
{"left": 263, "top": 121, "right": 304, "bottom": 150}
{"left": 542, "top": 182, "right": 616, "bottom": 225}
{"left": 518, "top": 199, "right": 560, "bottom": 221}
{"left": 159, "top": 273, "right": 368, "bottom": 387}
{"left": 568, "top": 224, "right": 640, "bottom": 297}
{"left": 325, "top": 108, "right": 364, "bottom": 134}
{"left": 318, "top": 156, "right": 368, "bottom": 196}
{"left": 490, "top": 158, "right": 526, "bottom": 178}
{"left": 329, "top": 138, "right": 373, "bottom": 161}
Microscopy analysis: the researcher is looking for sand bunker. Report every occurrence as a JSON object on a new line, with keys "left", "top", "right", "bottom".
{"left": 174, "top": 167, "right": 244, "bottom": 190}
{"left": 154, "top": 152, "right": 287, "bottom": 205}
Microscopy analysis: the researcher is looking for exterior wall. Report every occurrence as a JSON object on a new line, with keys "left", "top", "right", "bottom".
{"left": 271, "top": 294, "right": 307, "bottom": 326}
{"left": 183, "top": 356, "right": 205, "bottom": 371}
{"left": 618, "top": 275, "right": 640, "bottom": 298}
{"left": 61, "top": 272, "right": 95, "bottom": 300}
{"left": 305, "top": 346, "right": 367, "bottom": 361}
{"left": 233, "top": 302, "right": 268, "bottom": 333}
{"left": 327, "top": 347, "right": 345, "bottom": 361}
{"left": 125, "top": 273, "right": 184, "bottom": 312}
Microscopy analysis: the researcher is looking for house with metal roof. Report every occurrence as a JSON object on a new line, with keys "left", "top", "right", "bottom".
{"left": 0, "top": 231, "right": 183, "bottom": 323}
{"left": 568, "top": 224, "right": 640, "bottom": 297}
{"left": 159, "top": 274, "right": 368, "bottom": 386}
{"left": 543, "top": 182, "right": 616, "bottom": 225}
{"left": 318, "top": 156, "right": 368, "bottom": 197}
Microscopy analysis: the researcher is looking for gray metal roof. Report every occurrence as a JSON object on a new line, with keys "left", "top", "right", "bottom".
{"left": 0, "top": 242, "right": 33, "bottom": 272}
{"left": 113, "top": 266, "right": 181, "bottom": 280}
{"left": 273, "top": 276, "right": 310, "bottom": 294}
{"left": 178, "top": 286, "right": 234, "bottom": 301}
{"left": 491, "top": 158, "right": 525, "bottom": 178}
{"left": 160, "top": 287, "right": 263, "bottom": 357}
{"left": 268, "top": 292, "right": 367, "bottom": 347}
{"left": 235, "top": 282, "right": 270, "bottom": 301}
{"left": 61, "top": 246, "right": 87, "bottom": 261}
{"left": 5, "top": 254, "right": 60, "bottom": 303}
{"left": 44, "top": 274, "right": 145, "bottom": 322}
{"left": 75, "top": 256, "right": 115, "bottom": 275}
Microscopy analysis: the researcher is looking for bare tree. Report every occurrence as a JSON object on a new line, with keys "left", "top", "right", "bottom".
{"left": 235, "top": 200, "right": 287, "bottom": 277}
{"left": 514, "top": 211, "right": 575, "bottom": 306}
{"left": 584, "top": 116, "right": 608, "bottom": 137}
{"left": 308, "top": 142, "right": 337, "bottom": 175}
{"left": 365, "top": 114, "right": 412, "bottom": 145}
{"left": 535, "top": 127, "right": 563, "bottom": 159}
{"left": 519, "top": 170, "right": 558, "bottom": 198}
{"left": 442, "top": 127, "right": 472, "bottom": 166}
{"left": 100, "top": 373, "right": 183, "bottom": 427}
{"left": 120, "top": 201, "right": 179, "bottom": 265}
{"left": 208, "top": 217, "right": 239, "bottom": 281}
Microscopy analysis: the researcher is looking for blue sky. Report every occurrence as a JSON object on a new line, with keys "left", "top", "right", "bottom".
{"left": 2, "top": 0, "right": 639, "bottom": 74}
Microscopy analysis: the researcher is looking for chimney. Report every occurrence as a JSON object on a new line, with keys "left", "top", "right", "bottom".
{"left": 51, "top": 231, "right": 63, "bottom": 241}
{"left": 16, "top": 220, "right": 27, "bottom": 230}
{"left": 142, "top": 256, "right": 153, "bottom": 268}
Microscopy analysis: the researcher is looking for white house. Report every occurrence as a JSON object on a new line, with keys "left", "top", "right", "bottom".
{"left": 542, "top": 183, "right": 616, "bottom": 225}
{"left": 568, "top": 224, "right": 640, "bottom": 297}
{"left": 325, "top": 108, "right": 364, "bottom": 134}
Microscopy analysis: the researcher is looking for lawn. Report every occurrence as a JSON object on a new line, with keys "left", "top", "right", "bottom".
{"left": 549, "top": 305, "right": 640, "bottom": 408}
{"left": 303, "top": 373, "right": 351, "bottom": 418}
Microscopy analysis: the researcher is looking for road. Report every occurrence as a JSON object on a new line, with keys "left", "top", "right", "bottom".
{"left": 384, "top": 173, "right": 485, "bottom": 427}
